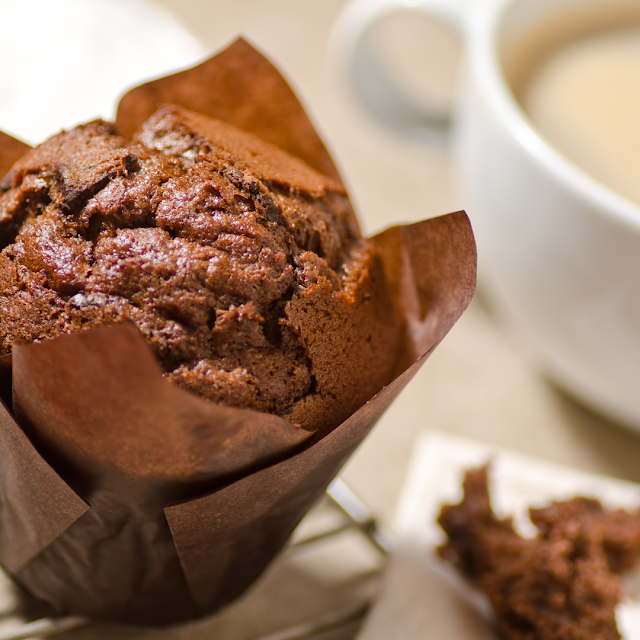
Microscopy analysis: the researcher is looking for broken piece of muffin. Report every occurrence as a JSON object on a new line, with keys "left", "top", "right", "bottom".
{"left": 0, "top": 104, "right": 400, "bottom": 436}
{"left": 437, "top": 465, "right": 640, "bottom": 640}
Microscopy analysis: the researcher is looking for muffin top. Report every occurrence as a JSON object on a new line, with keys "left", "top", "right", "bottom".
{"left": 0, "top": 105, "right": 399, "bottom": 434}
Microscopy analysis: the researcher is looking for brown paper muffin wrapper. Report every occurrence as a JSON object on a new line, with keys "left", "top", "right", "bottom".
{"left": 0, "top": 39, "right": 476, "bottom": 626}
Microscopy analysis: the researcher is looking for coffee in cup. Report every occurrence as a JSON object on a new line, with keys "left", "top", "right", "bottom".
{"left": 503, "top": 4, "right": 640, "bottom": 207}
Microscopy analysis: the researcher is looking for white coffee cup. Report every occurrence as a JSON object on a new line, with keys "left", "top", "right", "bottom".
{"left": 334, "top": 0, "right": 640, "bottom": 430}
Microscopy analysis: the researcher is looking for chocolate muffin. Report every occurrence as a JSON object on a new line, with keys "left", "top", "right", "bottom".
{"left": 0, "top": 105, "right": 399, "bottom": 436}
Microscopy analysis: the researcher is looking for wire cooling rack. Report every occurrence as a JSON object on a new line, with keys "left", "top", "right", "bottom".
{"left": 0, "top": 478, "right": 393, "bottom": 640}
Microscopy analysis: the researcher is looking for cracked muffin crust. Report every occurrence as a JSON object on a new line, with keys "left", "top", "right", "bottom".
{"left": 0, "top": 105, "right": 400, "bottom": 436}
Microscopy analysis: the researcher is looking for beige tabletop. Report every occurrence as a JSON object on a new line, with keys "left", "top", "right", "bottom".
{"left": 3, "top": 0, "right": 640, "bottom": 638}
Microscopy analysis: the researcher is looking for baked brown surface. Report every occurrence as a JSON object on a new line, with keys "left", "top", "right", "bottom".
{"left": 0, "top": 105, "right": 400, "bottom": 435}
{"left": 438, "top": 466, "right": 640, "bottom": 640}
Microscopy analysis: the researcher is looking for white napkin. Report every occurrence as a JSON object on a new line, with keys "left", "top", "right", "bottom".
{"left": 356, "top": 431, "right": 640, "bottom": 639}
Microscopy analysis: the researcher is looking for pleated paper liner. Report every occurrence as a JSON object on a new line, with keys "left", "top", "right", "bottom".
{"left": 0, "top": 38, "right": 476, "bottom": 625}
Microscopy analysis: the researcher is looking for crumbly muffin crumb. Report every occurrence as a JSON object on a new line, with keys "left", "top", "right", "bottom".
{"left": 438, "top": 466, "right": 640, "bottom": 640}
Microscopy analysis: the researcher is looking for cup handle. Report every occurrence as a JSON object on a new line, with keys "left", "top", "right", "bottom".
{"left": 332, "top": 0, "right": 468, "bottom": 140}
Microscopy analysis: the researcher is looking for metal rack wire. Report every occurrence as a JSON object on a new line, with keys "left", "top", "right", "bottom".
{"left": 0, "top": 478, "right": 392, "bottom": 640}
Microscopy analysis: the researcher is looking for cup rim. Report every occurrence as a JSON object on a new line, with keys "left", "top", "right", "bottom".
{"left": 470, "top": 0, "right": 640, "bottom": 232}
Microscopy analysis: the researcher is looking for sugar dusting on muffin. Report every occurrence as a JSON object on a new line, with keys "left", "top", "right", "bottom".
{"left": 0, "top": 105, "right": 400, "bottom": 434}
